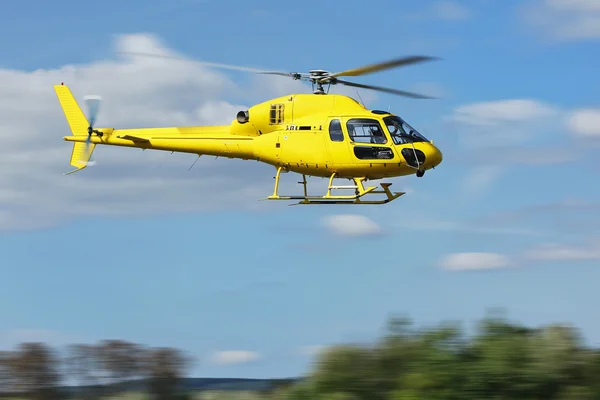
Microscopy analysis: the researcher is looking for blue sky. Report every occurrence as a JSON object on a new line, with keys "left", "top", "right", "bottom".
{"left": 1, "top": 0, "right": 600, "bottom": 379}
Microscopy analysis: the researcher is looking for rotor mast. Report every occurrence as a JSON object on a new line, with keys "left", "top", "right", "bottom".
{"left": 308, "top": 70, "right": 333, "bottom": 94}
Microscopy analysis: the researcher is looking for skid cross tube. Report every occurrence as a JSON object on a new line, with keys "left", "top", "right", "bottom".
{"left": 266, "top": 167, "right": 405, "bottom": 205}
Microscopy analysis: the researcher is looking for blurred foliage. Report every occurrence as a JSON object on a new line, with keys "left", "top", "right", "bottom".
{"left": 2, "top": 311, "right": 600, "bottom": 399}
{"left": 299, "top": 312, "right": 600, "bottom": 400}
{"left": 0, "top": 339, "right": 191, "bottom": 399}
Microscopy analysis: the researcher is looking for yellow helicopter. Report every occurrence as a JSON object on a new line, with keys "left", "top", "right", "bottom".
{"left": 54, "top": 53, "right": 443, "bottom": 205}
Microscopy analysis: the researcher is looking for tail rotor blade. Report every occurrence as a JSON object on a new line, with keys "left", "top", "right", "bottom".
{"left": 84, "top": 95, "right": 102, "bottom": 127}
{"left": 83, "top": 95, "right": 102, "bottom": 165}
{"left": 83, "top": 135, "right": 94, "bottom": 165}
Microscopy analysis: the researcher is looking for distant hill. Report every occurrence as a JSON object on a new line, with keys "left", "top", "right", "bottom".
{"left": 56, "top": 377, "right": 300, "bottom": 396}
{"left": 179, "top": 377, "right": 299, "bottom": 391}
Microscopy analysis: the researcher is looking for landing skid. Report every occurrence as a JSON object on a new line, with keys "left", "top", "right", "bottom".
{"left": 266, "top": 167, "right": 405, "bottom": 205}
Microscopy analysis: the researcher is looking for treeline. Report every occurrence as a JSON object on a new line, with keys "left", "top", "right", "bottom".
{"left": 283, "top": 312, "right": 600, "bottom": 400}
{"left": 3, "top": 312, "right": 600, "bottom": 399}
{"left": 0, "top": 340, "right": 192, "bottom": 399}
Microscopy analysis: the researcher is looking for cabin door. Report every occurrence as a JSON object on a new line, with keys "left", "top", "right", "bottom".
{"left": 324, "top": 118, "right": 352, "bottom": 167}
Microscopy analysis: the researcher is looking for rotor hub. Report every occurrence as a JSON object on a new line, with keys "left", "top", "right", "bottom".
{"left": 309, "top": 69, "right": 330, "bottom": 77}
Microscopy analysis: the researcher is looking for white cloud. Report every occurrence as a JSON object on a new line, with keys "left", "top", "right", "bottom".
{"left": 436, "top": 237, "right": 600, "bottom": 271}
{"left": 520, "top": 0, "right": 600, "bottom": 40}
{"left": 438, "top": 252, "right": 512, "bottom": 271}
{"left": 447, "top": 98, "right": 559, "bottom": 150}
{"left": 431, "top": 1, "right": 471, "bottom": 20}
{"left": 446, "top": 98, "right": 560, "bottom": 195}
{"left": 567, "top": 109, "right": 600, "bottom": 137}
{"left": 524, "top": 239, "right": 600, "bottom": 261}
{"left": 393, "top": 214, "right": 544, "bottom": 236}
{"left": 322, "top": 214, "right": 383, "bottom": 237}
{"left": 210, "top": 350, "right": 260, "bottom": 365}
{"left": 450, "top": 99, "right": 556, "bottom": 127}
{"left": 0, "top": 33, "right": 380, "bottom": 231}
{"left": 467, "top": 146, "right": 578, "bottom": 166}
{"left": 546, "top": 0, "right": 600, "bottom": 11}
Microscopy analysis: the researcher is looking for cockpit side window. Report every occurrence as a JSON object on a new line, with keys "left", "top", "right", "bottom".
{"left": 346, "top": 118, "right": 388, "bottom": 144}
{"left": 328, "top": 119, "right": 344, "bottom": 142}
{"left": 384, "top": 115, "right": 429, "bottom": 144}
{"left": 386, "top": 118, "right": 410, "bottom": 144}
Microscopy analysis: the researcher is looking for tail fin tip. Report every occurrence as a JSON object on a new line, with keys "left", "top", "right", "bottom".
{"left": 64, "top": 141, "right": 96, "bottom": 175}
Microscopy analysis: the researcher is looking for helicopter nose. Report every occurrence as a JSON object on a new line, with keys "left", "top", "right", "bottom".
{"left": 428, "top": 143, "right": 443, "bottom": 168}
{"left": 416, "top": 142, "right": 443, "bottom": 170}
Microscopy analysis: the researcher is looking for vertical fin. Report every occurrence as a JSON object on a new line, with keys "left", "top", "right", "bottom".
{"left": 64, "top": 142, "right": 96, "bottom": 175}
{"left": 54, "top": 83, "right": 89, "bottom": 136}
{"left": 54, "top": 83, "right": 95, "bottom": 174}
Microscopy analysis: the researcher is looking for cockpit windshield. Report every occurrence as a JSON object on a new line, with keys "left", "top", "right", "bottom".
{"left": 383, "top": 115, "right": 429, "bottom": 145}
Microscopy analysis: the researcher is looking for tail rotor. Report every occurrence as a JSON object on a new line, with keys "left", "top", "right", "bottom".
{"left": 83, "top": 95, "right": 103, "bottom": 166}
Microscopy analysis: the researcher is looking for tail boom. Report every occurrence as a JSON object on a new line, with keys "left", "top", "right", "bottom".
{"left": 55, "top": 83, "right": 257, "bottom": 170}
{"left": 63, "top": 127, "right": 256, "bottom": 160}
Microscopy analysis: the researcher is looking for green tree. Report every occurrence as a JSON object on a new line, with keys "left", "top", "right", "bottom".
{"left": 301, "top": 311, "right": 600, "bottom": 399}
{"left": 309, "top": 344, "right": 382, "bottom": 400}
{"left": 96, "top": 339, "right": 145, "bottom": 384}
{"left": 272, "top": 380, "right": 318, "bottom": 400}
{"left": 388, "top": 322, "right": 466, "bottom": 399}
{"left": 8, "top": 342, "right": 62, "bottom": 400}
{"left": 0, "top": 350, "right": 16, "bottom": 395}
{"left": 144, "top": 346, "right": 192, "bottom": 400}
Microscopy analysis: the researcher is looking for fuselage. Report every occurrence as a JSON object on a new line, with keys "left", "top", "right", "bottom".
{"left": 65, "top": 92, "right": 442, "bottom": 180}
{"left": 235, "top": 93, "right": 443, "bottom": 179}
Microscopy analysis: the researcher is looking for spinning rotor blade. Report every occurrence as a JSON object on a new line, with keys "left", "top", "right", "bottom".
{"left": 329, "top": 55, "right": 439, "bottom": 79}
{"left": 118, "top": 51, "right": 440, "bottom": 99}
{"left": 118, "top": 51, "right": 286, "bottom": 75}
{"left": 335, "top": 79, "right": 436, "bottom": 99}
{"left": 84, "top": 95, "right": 102, "bottom": 127}
{"left": 259, "top": 71, "right": 308, "bottom": 80}
{"left": 83, "top": 95, "right": 102, "bottom": 164}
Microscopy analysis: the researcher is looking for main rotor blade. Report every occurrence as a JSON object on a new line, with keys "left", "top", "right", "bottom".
{"left": 258, "top": 72, "right": 312, "bottom": 82}
{"left": 329, "top": 55, "right": 439, "bottom": 79}
{"left": 336, "top": 79, "right": 436, "bottom": 99}
{"left": 118, "top": 51, "right": 285, "bottom": 75}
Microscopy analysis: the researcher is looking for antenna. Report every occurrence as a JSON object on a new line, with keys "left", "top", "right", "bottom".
{"left": 188, "top": 155, "right": 201, "bottom": 171}
{"left": 356, "top": 91, "right": 365, "bottom": 108}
